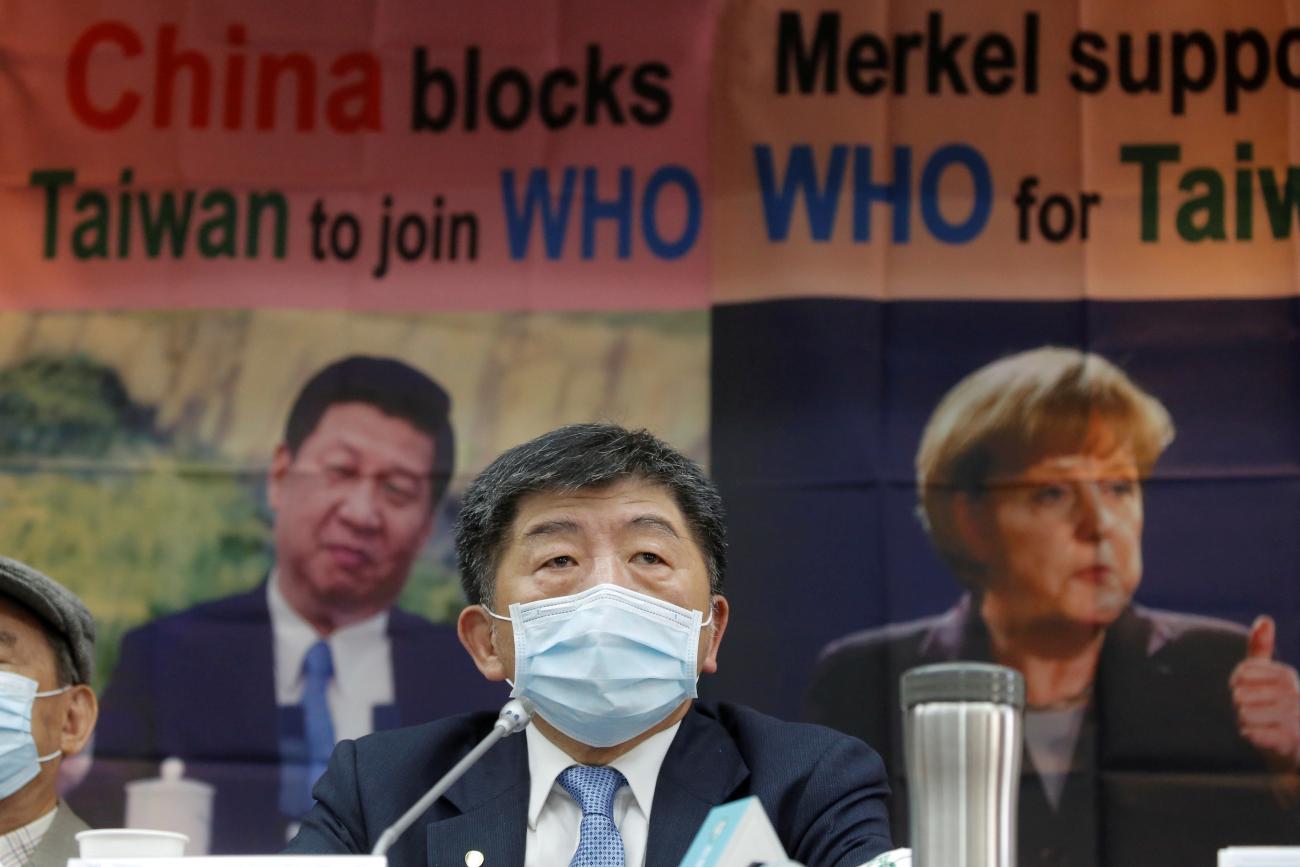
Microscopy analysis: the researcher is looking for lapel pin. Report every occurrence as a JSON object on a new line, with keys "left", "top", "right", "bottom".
{"left": 464, "top": 850, "right": 485, "bottom": 867}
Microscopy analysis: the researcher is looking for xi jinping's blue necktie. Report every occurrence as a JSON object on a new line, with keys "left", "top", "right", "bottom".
{"left": 558, "top": 765, "right": 627, "bottom": 867}
{"left": 301, "top": 640, "right": 336, "bottom": 806}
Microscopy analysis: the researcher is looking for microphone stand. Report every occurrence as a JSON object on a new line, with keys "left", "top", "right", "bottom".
{"left": 370, "top": 698, "right": 534, "bottom": 857}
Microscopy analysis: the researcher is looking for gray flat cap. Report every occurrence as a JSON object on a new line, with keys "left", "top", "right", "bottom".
{"left": 0, "top": 556, "right": 95, "bottom": 684}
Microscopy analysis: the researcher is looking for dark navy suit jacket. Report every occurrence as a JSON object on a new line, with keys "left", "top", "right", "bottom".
{"left": 70, "top": 585, "right": 506, "bottom": 853}
{"left": 804, "top": 595, "right": 1300, "bottom": 867}
{"left": 285, "top": 702, "right": 893, "bottom": 867}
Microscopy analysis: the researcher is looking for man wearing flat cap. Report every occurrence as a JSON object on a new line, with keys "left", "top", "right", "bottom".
{"left": 0, "top": 556, "right": 98, "bottom": 867}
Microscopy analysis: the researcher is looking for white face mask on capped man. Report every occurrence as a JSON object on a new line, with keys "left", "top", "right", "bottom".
{"left": 0, "top": 670, "right": 68, "bottom": 799}
{"left": 484, "top": 583, "right": 713, "bottom": 748}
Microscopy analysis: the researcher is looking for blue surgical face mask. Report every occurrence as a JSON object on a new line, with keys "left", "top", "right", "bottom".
{"left": 0, "top": 671, "right": 68, "bottom": 800}
{"left": 484, "top": 584, "right": 713, "bottom": 748}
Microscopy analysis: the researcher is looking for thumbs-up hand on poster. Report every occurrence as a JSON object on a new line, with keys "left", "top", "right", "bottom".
{"left": 1230, "top": 615, "right": 1300, "bottom": 769}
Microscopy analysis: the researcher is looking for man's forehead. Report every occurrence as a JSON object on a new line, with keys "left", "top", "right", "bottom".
{"left": 510, "top": 480, "right": 687, "bottom": 537}
{"left": 0, "top": 598, "right": 54, "bottom": 664}
{"left": 300, "top": 403, "right": 436, "bottom": 472}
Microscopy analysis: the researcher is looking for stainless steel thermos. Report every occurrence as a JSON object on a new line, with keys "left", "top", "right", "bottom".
{"left": 901, "top": 662, "right": 1025, "bottom": 867}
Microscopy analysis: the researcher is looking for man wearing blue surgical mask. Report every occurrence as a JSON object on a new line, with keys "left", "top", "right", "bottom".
{"left": 0, "top": 557, "right": 98, "bottom": 867}
{"left": 286, "top": 423, "right": 892, "bottom": 867}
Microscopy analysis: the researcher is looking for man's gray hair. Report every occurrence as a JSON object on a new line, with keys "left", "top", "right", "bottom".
{"left": 455, "top": 423, "right": 726, "bottom": 607}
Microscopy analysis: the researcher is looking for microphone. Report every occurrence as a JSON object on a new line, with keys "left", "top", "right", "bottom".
{"left": 370, "top": 698, "right": 535, "bottom": 857}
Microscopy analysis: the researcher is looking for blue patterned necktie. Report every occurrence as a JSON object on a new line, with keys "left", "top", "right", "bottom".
{"left": 301, "top": 640, "right": 336, "bottom": 805}
{"left": 558, "top": 765, "right": 628, "bottom": 867}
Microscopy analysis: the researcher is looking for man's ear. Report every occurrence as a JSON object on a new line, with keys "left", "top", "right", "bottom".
{"left": 267, "top": 443, "right": 294, "bottom": 513}
{"left": 699, "top": 595, "right": 730, "bottom": 675}
{"left": 457, "top": 605, "right": 508, "bottom": 682}
{"left": 59, "top": 685, "right": 98, "bottom": 757}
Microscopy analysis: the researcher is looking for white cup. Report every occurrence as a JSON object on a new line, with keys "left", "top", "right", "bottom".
{"left": 75, "top": 829, "right": 190, "bottom": 858}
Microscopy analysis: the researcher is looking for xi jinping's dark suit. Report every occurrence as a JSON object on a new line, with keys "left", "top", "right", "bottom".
{"left": 72, "top": 585, "right": 505, "bottom": 853}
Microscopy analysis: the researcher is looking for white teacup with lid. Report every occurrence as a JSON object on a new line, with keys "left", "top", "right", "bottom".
{"left": 123, "top": 756, "right": 214, "bottom": 854}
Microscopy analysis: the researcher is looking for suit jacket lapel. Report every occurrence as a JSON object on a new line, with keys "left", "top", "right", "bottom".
{"left": 388, "top": 608, "right": 419, "bottom": 728}
{"left": 243, "top": 584, "right": 285, "bottom": 758}
{"left": 645, "top": 707, "right": 750, "bottom": 867}
{"left": 423, "top": 728, "right": 528, "bottom": 867}
{"left": 185, "top": 583, "right": 280, "bottom": 759}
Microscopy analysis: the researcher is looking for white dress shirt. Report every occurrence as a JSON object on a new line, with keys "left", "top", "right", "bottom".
{"left": 524, "top": 721, "right": 682, "bottom": 867}
{"left": 267, "top": 572, "right": 395, "bottom": 742}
